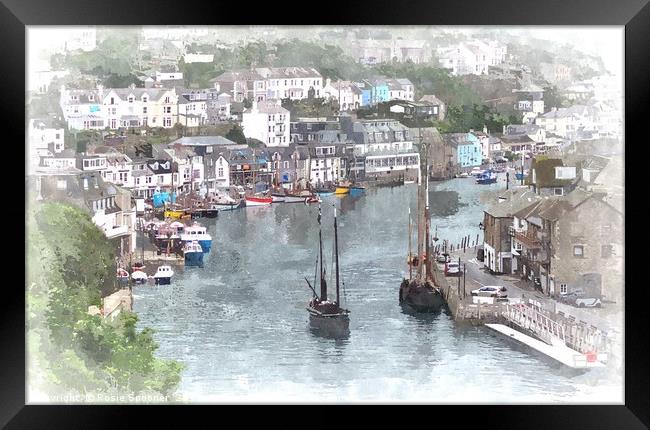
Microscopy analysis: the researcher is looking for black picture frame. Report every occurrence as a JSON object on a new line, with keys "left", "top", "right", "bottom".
{"left": 7, "top": 0, "right": 647, "bottom": 427}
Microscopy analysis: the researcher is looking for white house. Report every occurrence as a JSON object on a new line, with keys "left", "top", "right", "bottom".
{"left": 241, "top": 100, "right": 290, "bottom": 147}
{"left": 322, "top": 80, "right": 363, "bottom": 111}
{"left": 214, "top": 154, "right": 230, "bottom": 188}
{"left": 101, "top": 84, "right": 179, "bottom": 129}
{"left": 178, "top": 95, "right": 208, "bottom": 127}
{"left": 437, "top": 39, "right": 506, "bottom": 76}
{"left": 101, "top": 152, "right": 134, "bottom": 188}
{"left": 257, "top": 66, "right": 323, "bottom": 100}
{"left": 59, "top": 86, "right": 106, "bottom": 130}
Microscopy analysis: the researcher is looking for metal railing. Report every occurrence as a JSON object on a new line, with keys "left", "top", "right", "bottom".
{"left": 505, "top": 303, "right": 565, "bottom": 345}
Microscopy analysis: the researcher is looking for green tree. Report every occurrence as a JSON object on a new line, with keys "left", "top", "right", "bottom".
{"left": 225, "top": 125, "right": 246, "bottom": 145}
{"left": 27, "top": 202, "right": 182, "bottom": 399}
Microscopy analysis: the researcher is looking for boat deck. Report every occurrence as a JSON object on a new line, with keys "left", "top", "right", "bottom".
{"left": 485, "top": 324, "right": 606, "bottom": 369}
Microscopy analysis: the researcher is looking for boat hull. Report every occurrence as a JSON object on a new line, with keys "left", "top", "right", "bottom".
{"left": 334, "top": 186, "right": 350, "bottom": 195}
{"left": 271, "top": 194, "right": 286, "bottom": 203}
{"left": 164, "top": 210, "right": 185, "bottom": 219}
{"left": 245, "top": 196, "right": 273, "bottom": 206}
{"left": 399, "top": 279, "right": 445, "bottom": 312}
{"left": 283, "top": 195, "right": 309, "bottom": 203}
{"left": 184, "top": 251, "right": 204, "bottom": 267}
{"left": 476, "top": 178, "right": 497, "bottom": 184}
{"left": 307, "top": 310, "right": 350, "bottom": 338}
{"left": 154, "top": 276, "right": 172, "bottom": 285}
{"left": 213, "top": 201, "right": 245, "bottom": 211}
{"left": 194, "top": 209, "right": 219, "bottom": 218}
{"left": 198, "top": 239, "right": 212, "bottom": 253}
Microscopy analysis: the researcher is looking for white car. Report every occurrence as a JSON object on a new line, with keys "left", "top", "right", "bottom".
{"left": 471, "top": 286, "right": 508, "bottom": 298}
{"left": 445, "top": 261, "right": 461, "bottom": 275}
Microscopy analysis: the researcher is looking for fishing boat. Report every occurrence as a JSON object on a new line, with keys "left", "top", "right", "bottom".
{"left": 476, "top": 170, "right": 497, "bottom": 184}
{"left": 164, "top": 206, "right": 187, "bottom": 219}
{"left": 180, "top": 223, "right": 212, "bottom": 253}
{"left": 131, "top": 269, "right": 149, "bottom": 285}
{"left": 313, "top": 185, "right": 335, "bottom": 196}
{"left": 305, "top": 204, "right": 350, "bottom": 337}
{"left": 153, "top": 265, "right": 174, "bottom": 285}
{"left": 209, "top": 192, "right": 246, "bottom": 211}
{"left": 334, "top": 185, "right": 350, "bottom": 195}
{"left": 399, "top": 136, "right": 445, "bottom": 313}
{"left": 183, "top": 241, "right": 204, "bottom": 267}
{"left": 117, "top": 268, "right": 130, "bottom": 285}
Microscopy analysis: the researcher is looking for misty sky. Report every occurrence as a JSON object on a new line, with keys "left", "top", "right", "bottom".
{"left": 27, "top": 26, "right": 623, "bottom": 83}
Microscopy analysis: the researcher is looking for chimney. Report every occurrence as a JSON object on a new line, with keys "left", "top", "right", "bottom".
{"left": 483, "top": 124, "right": 488, "bottom": 134}
{"left": 326, "top": 78, "right": 331, "bottom": 87}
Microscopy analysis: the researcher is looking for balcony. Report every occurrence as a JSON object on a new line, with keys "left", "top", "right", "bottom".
{"left": 105, "top": 225, "right": 129, "bottom": 239}
{"left": 514, "top": 231, "right": 541, "bottom": 248}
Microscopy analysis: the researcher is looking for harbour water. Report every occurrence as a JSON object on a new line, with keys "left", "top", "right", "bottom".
{"left": 133, "top": 177, "right": 621, "bottom": 403}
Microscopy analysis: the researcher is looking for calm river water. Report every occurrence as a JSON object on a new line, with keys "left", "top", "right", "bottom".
{"left": 134, "top": 176, "right": 621, "bottom": 403}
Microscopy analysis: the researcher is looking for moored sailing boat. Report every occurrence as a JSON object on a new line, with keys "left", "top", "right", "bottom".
{"left": 306, "top": 204, "right": 350, "bottom": 337}
{"left": 399, "top": 134, "right": 445, "bottom": 312}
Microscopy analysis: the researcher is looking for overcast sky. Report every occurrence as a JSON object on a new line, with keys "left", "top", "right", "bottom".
{"left": 27, "top": 26, "right": 624, "bottom": 80}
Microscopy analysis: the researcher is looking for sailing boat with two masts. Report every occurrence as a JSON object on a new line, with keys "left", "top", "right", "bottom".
{"left": 399, "top": 131, "right": 445, "bottom": 312}
{"left": 305, "top": 204, "right": 350, "bottom": 336}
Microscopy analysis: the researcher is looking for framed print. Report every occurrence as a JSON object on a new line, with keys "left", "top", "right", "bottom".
{"left": 6, "top": 0, "right": 648, "bottom": 427}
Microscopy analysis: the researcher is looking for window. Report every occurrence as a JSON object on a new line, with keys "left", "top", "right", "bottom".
{"left": 110, "top": 97, "right": 115, "bottom": 105}
{"left": 56, "top": 179, "right": 66, "bottom": 190}
{"left": 560, "top": 283, "right": 567, "bottom": 294}
{"left": 218, "top": 168, "right": 224, "bottom": 177}
{"left": 143, "top": 107, "right": 148, "bottom": 114}
{"left": 143, "top": 96, "right": 148, "bottom": 103}
{"left": 573, "top": 245, "right": 584, "bottom": 257}
{"left": 601, "top": 244, "right": 613, "bottom": 258}
{"left": 165, "top": 96, "right": 170, "bottom": 103}
{"left": 554, "top": 188, "right": 564, "bottom": 196}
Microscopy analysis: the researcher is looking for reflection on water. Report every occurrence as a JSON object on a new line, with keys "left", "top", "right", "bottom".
{"left": 133, "top": 179, "right": 621, "bottom": 402}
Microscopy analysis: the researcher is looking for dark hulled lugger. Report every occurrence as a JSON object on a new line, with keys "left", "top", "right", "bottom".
{"left": 306, "top": 204, "right": 350, "bottom": 337}
{"left": 399, "top": 130, "right": 445, "bottom": 312}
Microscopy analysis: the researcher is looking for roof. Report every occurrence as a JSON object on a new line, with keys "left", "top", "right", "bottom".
{"left": 485, "top": 187, "right": 542, "bottom": 218}
{"left": 170, "top": 136, "right": 238, "bottom": 147}
{"left": 147, "top": 159, "right": 173, "bottom": 174}
{"left": 506, "top": 124, "right": 541, "bottom": 136}
{"left": 528, "top": 158, "right": 573, "bottom": 187}
{"left": 255, "top": 66, "right": 321, "bottom": 79}
{"left": 441, "top": 133, "right": 478, "bottom": 147}
{"left": 248, "top": 100, "right": 289, "bottom": 114}
{"left": 211, "top": 69, "right": 265, "bottom": 82}
{"left": 419, "top": 95, "right": 444, "bottom": 105}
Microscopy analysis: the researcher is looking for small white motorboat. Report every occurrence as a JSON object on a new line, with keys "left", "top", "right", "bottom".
{"left": 153, "top": 265, "right": 174, "bottom": 285}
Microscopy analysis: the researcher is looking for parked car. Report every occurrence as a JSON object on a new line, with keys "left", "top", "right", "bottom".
{"left": 476, "top": 246, "right": 484, "bottom": 262}
{"left": 559, "top": 291, "right": 602, "bottom": 308}
{"left": 445, "top": 261, "right": 461, "bottom": 276}
{"left": 471, "top": 286, "right": 508, "bottom": 298}
{"left": 436, "top": 253, "right": 450, "bottom": 263}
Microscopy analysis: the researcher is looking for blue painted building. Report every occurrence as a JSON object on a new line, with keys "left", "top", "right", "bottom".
{"left": 442, "top": 132, "right": 483, "bottom": 168}
{"left": 370, "top": 79, "right": 390, "bottom": 104}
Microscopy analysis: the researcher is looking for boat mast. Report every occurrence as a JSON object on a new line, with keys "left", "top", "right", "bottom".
{"left": 318, "top": 203, "right": 327, "bottom": 301}
{"left": 424, "top": 160, "right": 430, "bottom": 282}
{"left": 416, "top": 131, "right": 427, "bottom": 283}
{"left": 408, "top": 206, "right": 412, "bottom": 281}
{"left": 334, "top": 205, "right": 340, "bottom": 305}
